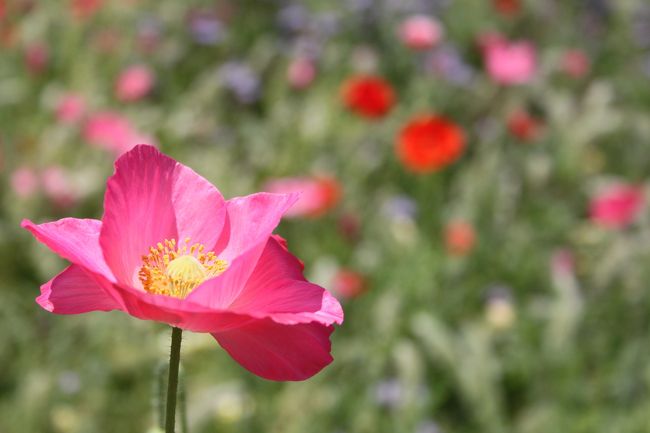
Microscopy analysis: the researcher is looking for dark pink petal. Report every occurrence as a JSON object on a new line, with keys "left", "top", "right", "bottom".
{"left": 212, "top": 318, "right": 335, "bottom": 381}
{"left": 21, "top": 218, "right": 114, "bottom": 280}
{"left": 187, "top": 193, "right": 299, "bottom": 308}
{"left": 229, "top": 236, "right": 343, "bottom": 326}
{"left": 100, "top": 145, "right": 225, "bottom": 287}
{"left": 37, "top": 265, "right": 121, "bottom": 314}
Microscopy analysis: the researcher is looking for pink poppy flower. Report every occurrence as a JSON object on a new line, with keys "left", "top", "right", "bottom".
{"left": 264, "top": 176, "right": 341, "bottom": 218}
{"left": 560, "top": 49, "right": 590, "bottom": 79}
{"left": 42, "top": 166, "right": 77, "bottom": 208}
{"left": 482, "top": 36, "right": 537, "bottom": 85}
{"left": 11, "top": 167, "right": 39, "bottom": 198}
{"left": 115, "top": 65, "right": 154, "bottom": 102}
{"left": 22, "top": 145, "right": 343, "bottom": 381}
{"left": 83, "top": 111, "right": 155, "bottom": 156}
{"left": 287, "top": 57, "right": 316, "bottom": 90}
{"left": 55, "top": 93, "right": 86, "bottom": 124}
{"left": 25, "top": 43, "right": 49, "bottom": 75}
{"left": 589, "top": 183, "right": 645, "bottom": 229}
{"left": 398, "top": 15, "right": 443, "bottom": 51}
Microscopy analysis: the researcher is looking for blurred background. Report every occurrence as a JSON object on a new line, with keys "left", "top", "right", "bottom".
{"left": 3, "top": 0, "right": 650, "bottom": 432}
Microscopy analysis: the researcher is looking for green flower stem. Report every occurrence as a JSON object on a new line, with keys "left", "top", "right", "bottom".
{"left": 165, "top": 327, "right": 183, "bottom": 433}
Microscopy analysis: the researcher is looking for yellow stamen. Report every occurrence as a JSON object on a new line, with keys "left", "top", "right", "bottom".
{"left": 139, "top": 238, "right": 228, "bottom": 298}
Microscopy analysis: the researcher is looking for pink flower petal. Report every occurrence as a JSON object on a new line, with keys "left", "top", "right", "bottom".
{"left": 21, "top": 218, "right": 114, "bottom": 281}
{"left": 187, "top": 193, "right": 299, "bottom": 308}
{"left": 37, "top": 265, "right": 121, "bottom": 314}
{"left": 229, "top": 236, "right": 343, "bottom": 326}
{"left": 212, "top": 318, "right": 335, "bottom": 381}
{"left": 100, "top": 145, "right": 226, "bottom": 287}
{"left": 215, "top": 192, "right": 300, "bottom": 260}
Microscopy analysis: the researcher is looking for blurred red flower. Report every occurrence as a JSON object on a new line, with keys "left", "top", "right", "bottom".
{"left": 264, "top": 176, "right": 341, "bottom": 218}
{"left": 71, "top": 0, "right": 103, "bottom": 20}
{"left": 589, "top": 183, "right": 645, "bottom": 229}
{"left": 507, "top": 110, "right": 543, "bottom": 142}
{"left": 492, "top": 0, "right": 521, "bottom": 17}
{"left": 444, "top": 220, "right": 476, "bottom": 256}
{"left": 341, "top": 75, "right": 395, "bottom": 119}
{"left": 332, "top": 269, "right": 367, "bottom": 299}
{"left": 396, "top": 114, "right": 465, "bottom": 173}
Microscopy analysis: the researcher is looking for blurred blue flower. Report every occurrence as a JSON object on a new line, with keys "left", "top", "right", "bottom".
{"left": 632, "top": 5, "right": 650, "bottom": 48}
{"left": 57, "top": 370, "right": 81, "bottom": 395}
{"left": 416, "top": 420, "right": 442, "bottom": 433}
{"left": 188, "top": 11, "right": 226, "bottom": 45}
{"left": 382, "top": 195, "right": 418, "bottom": 221}
{"left": 277, "top": 4, "right": 311, "bottom": 34}
{"left": 373, "top": 379, "right": 403, "bottom": 408}
{"left": 426, "top": 44, "right": 474, "bottom": 85}
{"left": 219, "top": 62, "right": 261, "bottom": 104}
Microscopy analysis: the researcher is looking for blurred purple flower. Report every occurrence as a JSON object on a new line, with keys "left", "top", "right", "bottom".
{"left": 632, "top": 5, "right": 650, "bottom": 48}
{"left": 277, "top": 4, "right": 310, "bottom": 34}
{"left": 137, "top": 16, "right": 162, "bottom": 52}
{"left": 373, "top": 379, "right": 403, "bottom": 408}
{"left": 427, "top": 44, "right": 474, "bottom": 85}
{"left": 188, "top": 10, "right": 226, "bottom": 45}
{"left": 219, "top": 62, "right": 260, "bottom": 104}
{"left": 58, "top": 371, "right": 81, "bottom": 395}
{"left": 382, "top": 195, "right": 418, "bottom": 220}
{"left": 416, "top": 420, "right": 442, "bottom": 433}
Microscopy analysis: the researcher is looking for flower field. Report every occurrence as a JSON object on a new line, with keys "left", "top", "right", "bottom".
{"left": 2, "top": 1, "right": 650, "bottom": 432}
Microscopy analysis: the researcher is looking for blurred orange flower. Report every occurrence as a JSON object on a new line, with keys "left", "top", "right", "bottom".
{"left": 444, "top": 220, "right": 476, "bottom": 256}
{"left": 332, "top": 269, "right": 367, "bottom": 299}
{"left": 341, "top": 75, "right": 395, "bottom": 119}
{"left": 264, "top": 176, "right": 341, "bottom": 218}
{"left": 396, "top": 114, "right": 465, "bottom": 173}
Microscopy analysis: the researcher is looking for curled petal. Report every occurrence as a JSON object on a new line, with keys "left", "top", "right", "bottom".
{"left": 213, "top": 318, "right": 335, "bottom": 381}
{"left": 22, "top": 218, "right": 114, "bottom": 281}
{"left": 37, "top": 265, "right": 121, "bottom": 314}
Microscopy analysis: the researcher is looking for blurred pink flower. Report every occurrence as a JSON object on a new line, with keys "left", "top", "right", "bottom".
{"left": 264, "top": 176, "right": 341, "bottom": 218}
{"left": 24, "top": 43, "right": 48, "bottom": 75}
{"left": 11, "top": 167, "right": 39, "bottom": 198}
{"left": 22, "top": 145, "right": 343, "bottom": 381}
{"left": 483, "top": 36, "right": 537, "bottom": 85}
{"left": 550, "top": 248, "right": 575, "bottom": 277}
{"left": 115, "top": 65, "right": 154, "bottom": 102}
{"left": 287, "top": 57, "right": 316, "bottom": 90}
{"left": 55, "top": 94, "right": 86, "bottom": 124}
{"left": 590, "top": 183, "right": 645, "bottom": 229}
{"left": 398, "top": 15, "right": 443, "bottom": 51}
{"left": 41, "top": 166, "right": 77, "bottom": 208}
{"left": 83, "top": 111, "right": 155, "bottom": 155}
{"left": 560, "top": 49, "right": 590, "bottom": 79}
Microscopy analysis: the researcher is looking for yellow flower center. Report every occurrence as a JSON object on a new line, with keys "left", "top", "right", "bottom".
{"left": 139, "top": 238, "right": 228, "bottom": 299}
